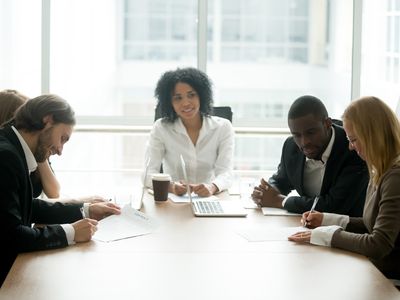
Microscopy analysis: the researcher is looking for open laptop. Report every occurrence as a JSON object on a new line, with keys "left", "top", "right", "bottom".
{"left": 180, "top": 155, "right": 247, "bottom": 217}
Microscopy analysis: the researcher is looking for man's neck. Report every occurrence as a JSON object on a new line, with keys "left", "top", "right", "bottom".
{"left": 18, "top": 129, "right": 38, "bottom": 155}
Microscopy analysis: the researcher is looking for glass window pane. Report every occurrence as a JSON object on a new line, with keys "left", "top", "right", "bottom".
{"left": 208, "top": 0, "right": 353, "bottom": 170}
{"left": 0, "top": 0, "right": 41, "bottom": 96}
{"left": 361, "top": 0, "right": 400, "bottom": 110}
{"left": 50, "top": 0, "right": 197, "bottom": 120}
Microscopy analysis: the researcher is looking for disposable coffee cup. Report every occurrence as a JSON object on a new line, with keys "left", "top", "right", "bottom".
{"left": 152, "top": 173, "right": 171, "bottom": 201}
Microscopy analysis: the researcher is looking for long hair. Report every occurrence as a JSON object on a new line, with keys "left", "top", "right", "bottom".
{"left": 14, "top": 94, "right": 76, "bottom": 132}
{"left": 342, "top": 96, "right": 400, "bottom": 186}
{"left": 0, "top": 89, "right": 29, "bottom": 126}
{"left": 154, "top": 67, "right": 213, "bottom": 122}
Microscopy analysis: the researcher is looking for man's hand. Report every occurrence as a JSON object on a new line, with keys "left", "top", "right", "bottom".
{"left": 190, "top": 183, "right": 218, "bottom": 197}
{"left": 72, "top": 218, "right": 98, "bottom": 242}
{"left": 88, "top": 202, "right": 121, "bottom": 220}
{"left": 251, "top": 178, "right": 284, "bottom": 208}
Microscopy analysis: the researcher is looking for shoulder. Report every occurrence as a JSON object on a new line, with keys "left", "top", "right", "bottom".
{"left": 380, "top": 167, "right": 400, "bottom": 191}
{"left": 0, "top": 140, "right": 24, "bottom": 172}
{"left": 281, "top": 136, "right": 299, "bottom": 154}
{"left": 153, "top": 118, "right": 175, "bottom": 131}
{"left": 207, "top": 116, "right": 232, "bottom": 130}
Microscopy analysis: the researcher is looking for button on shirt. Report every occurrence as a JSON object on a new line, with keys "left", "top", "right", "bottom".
{"left": 302, "top": 128, "right": 335, "bottom": 197}
{"left": 144, "top": 116, "right": 234, "bottom": 191}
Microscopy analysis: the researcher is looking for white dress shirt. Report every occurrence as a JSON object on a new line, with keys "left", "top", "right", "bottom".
{"left": 303, "top": 128, "right": 335, "bottom": 196}
{"left": 144, "top": 116, "right": 234, "bottom": 192}
{"left": 12, "top": 126, "right": 75, "bottom": 245}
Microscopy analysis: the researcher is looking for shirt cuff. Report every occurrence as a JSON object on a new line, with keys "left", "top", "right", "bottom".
{"left": 322, "top": 213, "right": 350, "bottom": 228}
{"left": 310, "top": 225, "right": 342, "bottom": 247}
{"left": 61, "top": 224, "right": 75, "bottom": 245}
{"left": 83, "top": 203, "right": 90, "bottom": 218}
{"left": 282, "top": 195, "right": 291, "bottom": 207}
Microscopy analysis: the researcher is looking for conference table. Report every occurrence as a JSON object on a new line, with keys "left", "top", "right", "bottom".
{"left": 0, "top": 192, "right": 399, "bottom": 300}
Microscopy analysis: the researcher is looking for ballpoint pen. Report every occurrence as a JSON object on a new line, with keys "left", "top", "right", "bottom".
{"left": 304, "top": 196, "right": 319, "bottom": 227}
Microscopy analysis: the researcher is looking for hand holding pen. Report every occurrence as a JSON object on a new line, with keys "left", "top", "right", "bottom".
{"left": 302, "top": 196, "right": 323, "bottom": 228}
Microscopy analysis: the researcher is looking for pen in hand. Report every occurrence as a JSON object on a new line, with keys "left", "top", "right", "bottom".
{"left": 303, "top": 196, "right": 319, "bottom": 227}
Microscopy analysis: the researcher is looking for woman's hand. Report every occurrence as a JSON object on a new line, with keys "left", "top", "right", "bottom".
{"left": 288, "top": 231, "right": 311, "bottom": 243}
{"left": 190, "top": 183, "right": 218, "bottom": 197}
{"left": 301, "top": 211, "right": 323, "bottom": 228}
{"left": 170, "top": 181, "right": 187, "bottom": 196}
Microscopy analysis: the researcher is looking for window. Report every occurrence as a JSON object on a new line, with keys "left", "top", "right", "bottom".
{"left": 3, "top": 0, "right": 395, "bottom": 177}
{"left": 360, "top": 0, "right": 400, "bottom": 110}
{"left": 0, "top": 0, "right": 41, "bottom": 96}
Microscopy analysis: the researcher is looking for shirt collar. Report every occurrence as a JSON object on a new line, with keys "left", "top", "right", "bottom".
{"left": 11, "top": 126, "right": 38, "bottom": 173}
{"left": 306, "top": 127, "right": 335, "bottom": 164}
{"left": 173, "top": 115, "right": 216, "bottom": 134}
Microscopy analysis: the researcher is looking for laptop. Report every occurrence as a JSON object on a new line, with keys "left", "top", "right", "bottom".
{"left": 180, "top": 155, "right": 247, "bottom": 217}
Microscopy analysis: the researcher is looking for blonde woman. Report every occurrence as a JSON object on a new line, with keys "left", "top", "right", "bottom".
{"left": 289, "top": 96, "right": 400, "bottom": 280}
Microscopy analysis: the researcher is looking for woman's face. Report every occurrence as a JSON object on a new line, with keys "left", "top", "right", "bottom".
{"left": 171, "top": 82, "right": 200, "bottom": 121}
{"left": 343, "top": 120, "right": 365, "bottom": 160}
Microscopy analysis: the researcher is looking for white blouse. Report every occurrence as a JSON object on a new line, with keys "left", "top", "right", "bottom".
{"left": 144, "top": 116, "right": 234, "bottom": 192}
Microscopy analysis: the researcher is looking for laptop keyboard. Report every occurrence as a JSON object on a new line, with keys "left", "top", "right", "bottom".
{"left": 193, "top": 201, "right": 224, "bottom": 214}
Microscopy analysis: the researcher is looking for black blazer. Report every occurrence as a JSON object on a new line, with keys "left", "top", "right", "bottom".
{"left": 269, "top": 124, "right": 369, "bottom": 216}
{"left": 0, "top": 126, "right": 83, "bottom": 286}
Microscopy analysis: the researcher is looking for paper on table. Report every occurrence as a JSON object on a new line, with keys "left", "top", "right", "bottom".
{"left": 262, "top": 207, "right": 301, "bottom": 216}
{"left": 168, "top": 193, "right": 218, "bottom": 203}
{"left": 236, "top": 226, "right": 311, "bottom": 242}
{"left": 93, "top": 205, "right": 158, "bottom": 242}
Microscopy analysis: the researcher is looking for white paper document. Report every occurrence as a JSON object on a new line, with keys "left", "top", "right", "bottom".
{"left": 168, "top": 193, "right": 218, "bottom": 203}
{"left": 236, "top": 226, "right": 311, "bottom": 242}
{"left": 262, "top": 207, "right": 301, "bottom": 216}
{"left": 93, "top": 205, "right": 158, "bottom": 242}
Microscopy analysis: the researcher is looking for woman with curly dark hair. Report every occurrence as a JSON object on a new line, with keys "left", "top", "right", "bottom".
{"left": 144, "top": 67, "right": 234, "bottom": 197}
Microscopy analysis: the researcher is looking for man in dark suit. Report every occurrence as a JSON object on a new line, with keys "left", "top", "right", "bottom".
{"left": 251, "top": 95, "right": 368, "bottom": 216}
{"left": 0, "top": 94, "right": 120, "bottom": 286}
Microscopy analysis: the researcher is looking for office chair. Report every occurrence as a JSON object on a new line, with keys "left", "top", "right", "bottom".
{"left": 154, "top": 105, "right": 233, "bottom": 123}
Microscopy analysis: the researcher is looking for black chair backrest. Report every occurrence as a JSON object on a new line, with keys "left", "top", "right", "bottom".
{"left": 154, "top": 105, "right": 233, "bottom": 123}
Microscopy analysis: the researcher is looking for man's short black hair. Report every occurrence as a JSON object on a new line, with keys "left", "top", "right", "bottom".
{"left": 14, "top": 94, "right": 75, "bottom": 132}
{"left": 154, "top": 67, "right": 213, "bottom": 122}
{"left": 288, "top": 95, "right": 328, "bottom": 120}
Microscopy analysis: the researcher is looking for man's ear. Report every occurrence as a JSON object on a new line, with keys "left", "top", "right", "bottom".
{"left": 42, "top": 115, "right": 54, "bottom": 128}
{"left": 324, "top": 117, "right": 332, "bottom": 129}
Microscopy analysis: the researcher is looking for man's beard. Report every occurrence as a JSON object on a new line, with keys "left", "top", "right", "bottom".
{"left": 34, "top": 127, "right": 52, "bottom": 163}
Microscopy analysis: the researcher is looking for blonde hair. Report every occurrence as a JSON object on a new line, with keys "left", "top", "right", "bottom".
{"left": 342, "top": 96, "right": 400, "bottom": 186}
{"left": 0, "top": 89, "right": 29, "bottom": 126}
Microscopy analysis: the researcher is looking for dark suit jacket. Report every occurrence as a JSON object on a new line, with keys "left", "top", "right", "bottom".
{"left": 0, "top": 126, "right": 83, "bottom": 286}
{"left": 269, "top": 124, "right": 369, "bottom": 216}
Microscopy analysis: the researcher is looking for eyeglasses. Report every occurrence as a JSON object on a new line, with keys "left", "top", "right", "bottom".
{"left": 346, "top": 137, "right": 357, "bottom": 146}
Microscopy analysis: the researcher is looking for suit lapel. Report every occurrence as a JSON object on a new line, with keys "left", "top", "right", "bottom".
{"left": 320, "top": 125, "right": 343, "bottom": 194}
{"left": 289, "top": 149, "right": 306, "bottom": 195}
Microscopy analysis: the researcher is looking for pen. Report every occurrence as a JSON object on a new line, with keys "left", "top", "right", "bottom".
{"left": 304, "top": 196, "right": 319, "bottom": 227}
{"left": 309, "top": 196, "right": 319, "bottom": 213}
